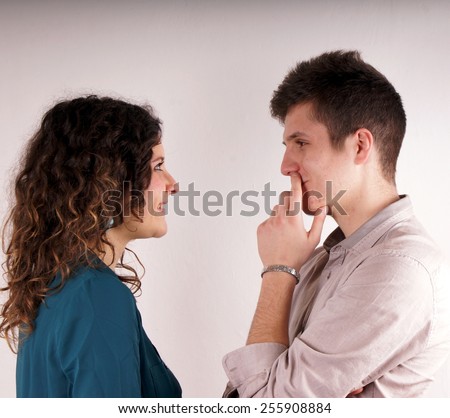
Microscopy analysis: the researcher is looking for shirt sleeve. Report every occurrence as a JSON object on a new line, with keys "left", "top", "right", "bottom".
{"left": 223, "top": 252, "right": 434, "bottom": 397}
{"left": 56, "top": 271, "right": 142, "bottom": 397}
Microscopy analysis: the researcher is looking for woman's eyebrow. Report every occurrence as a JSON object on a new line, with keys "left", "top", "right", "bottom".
{"left": 151, "top": 156, "right": 165, "bottom": 163}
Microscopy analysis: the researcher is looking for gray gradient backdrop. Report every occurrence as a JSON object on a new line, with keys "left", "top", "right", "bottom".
{"left": 1, "top": 0, "right": 449, "bottom": 397}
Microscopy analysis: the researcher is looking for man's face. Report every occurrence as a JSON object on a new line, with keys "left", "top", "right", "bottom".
{"left": 281, "top": 102, "right": 355, "bottom": 216}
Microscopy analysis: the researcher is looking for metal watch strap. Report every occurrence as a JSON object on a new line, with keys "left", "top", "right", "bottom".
{"left": 261, "top": 264, "right": 300, "bottom": 284}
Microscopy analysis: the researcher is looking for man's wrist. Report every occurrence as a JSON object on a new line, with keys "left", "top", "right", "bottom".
{"left": 261, "top": 264, "right": 300, "bottom": 284}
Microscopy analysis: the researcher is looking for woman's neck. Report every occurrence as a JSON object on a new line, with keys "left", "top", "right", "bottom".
{"left": 98, "top": 227, "right": 131, "bottom": 269}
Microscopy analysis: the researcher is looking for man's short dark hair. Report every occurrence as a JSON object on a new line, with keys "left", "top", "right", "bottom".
{"left": 270, "top": 50, "right": 406, "bottom": 183}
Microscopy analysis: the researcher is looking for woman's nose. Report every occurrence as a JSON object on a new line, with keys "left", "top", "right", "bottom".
{"left": 166, "top": 173, "right": 178, "bottom": 195}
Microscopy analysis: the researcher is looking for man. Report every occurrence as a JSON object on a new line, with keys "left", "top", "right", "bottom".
{"left": 222, "top": 50, "right": 450, "bottom": 397}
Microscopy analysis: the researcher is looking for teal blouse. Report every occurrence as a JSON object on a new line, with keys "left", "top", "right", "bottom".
{"left": 16, "top": 261, "right": 182, "bottom": 398}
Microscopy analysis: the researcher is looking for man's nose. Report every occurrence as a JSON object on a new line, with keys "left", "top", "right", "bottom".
{"left": 280, "top": 149, "right": 300, "bottom": 176}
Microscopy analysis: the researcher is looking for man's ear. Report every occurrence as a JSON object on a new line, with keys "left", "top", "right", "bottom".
{"left": 353, "top": 128, "right": 374, "bottom": 165}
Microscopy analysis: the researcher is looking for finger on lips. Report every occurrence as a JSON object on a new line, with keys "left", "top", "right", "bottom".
{"left": 289, "top": 173, "right": 303, "bottom": 214}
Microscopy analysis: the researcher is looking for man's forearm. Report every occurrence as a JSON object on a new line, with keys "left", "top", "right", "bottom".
{"left": 246, "top": 272, "right": 297, "bottom": 347}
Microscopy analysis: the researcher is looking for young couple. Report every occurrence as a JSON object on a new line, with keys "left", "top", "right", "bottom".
{"left": 1, "top": 50, "right": 449, "bottom": 398}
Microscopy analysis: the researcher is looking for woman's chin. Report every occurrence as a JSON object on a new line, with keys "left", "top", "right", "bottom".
{"left": 148, "top": 221, "right": 168, "bottom": 239}
{"left": 152, "top": 228, "right": 167, "bottom": 238}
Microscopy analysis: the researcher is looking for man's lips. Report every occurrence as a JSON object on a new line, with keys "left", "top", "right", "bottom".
{"left": 298, "top": 174, "right": 307, "bottom": 186}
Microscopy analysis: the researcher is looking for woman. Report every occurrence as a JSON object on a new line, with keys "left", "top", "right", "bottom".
{"left": 0, "top": 96, "right": 182, "bottom": 397}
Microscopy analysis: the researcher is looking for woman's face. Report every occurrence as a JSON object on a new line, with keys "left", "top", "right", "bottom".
{"left": 122, "top": 143, "right": 177, "bottom": 239}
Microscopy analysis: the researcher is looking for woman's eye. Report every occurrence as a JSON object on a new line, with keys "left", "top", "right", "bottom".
{"left": 154, "top": 162, "right": 164, "bottom": 171}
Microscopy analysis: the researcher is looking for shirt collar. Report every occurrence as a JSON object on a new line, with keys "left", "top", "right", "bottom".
{"left": 323, "top": 195, "right": 414, "bottom": 254}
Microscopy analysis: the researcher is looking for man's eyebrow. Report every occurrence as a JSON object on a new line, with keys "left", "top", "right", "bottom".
{"left": 282, "top": 131, "right": 309, "bottom": 145}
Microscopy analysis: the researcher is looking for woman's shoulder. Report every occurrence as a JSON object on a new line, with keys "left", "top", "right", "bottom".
{"left": 48, "top": 264, "right": 138, "bottom": 322}
{"left": 75, "top": 264, "right": 133, "bottom": 295}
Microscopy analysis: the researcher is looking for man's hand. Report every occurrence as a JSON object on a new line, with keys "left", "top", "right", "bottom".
{"left": 247, "top": 174, "right": 327, "bottom": 347}
{"left": 347, "top": 387, "right": 364, "bottom": 397}
{"left": 257, "top": 173, "right": 327, "bottom": 271}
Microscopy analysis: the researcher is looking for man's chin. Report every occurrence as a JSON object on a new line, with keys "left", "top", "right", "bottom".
{"left": 302, "top": 206, "right": 326, "bottom": 216}
{"left": 302, "top": 206, "right": 315, "bottom": 216}
{"left": 302, "top": 196, "right": 327, "bottom": 216}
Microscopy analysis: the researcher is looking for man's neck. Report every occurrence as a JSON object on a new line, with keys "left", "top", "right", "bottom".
{"left": 333, "top": 184, "right": 400, "bottom": 238}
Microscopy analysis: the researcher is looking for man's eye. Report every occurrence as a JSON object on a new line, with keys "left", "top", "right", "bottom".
{"left": 296, "top": 140, "right": 306, "bottom": 147}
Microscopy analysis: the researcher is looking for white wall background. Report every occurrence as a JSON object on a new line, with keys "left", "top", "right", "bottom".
{"left": 1, "top": 0, "right": 449, "bottom": 398}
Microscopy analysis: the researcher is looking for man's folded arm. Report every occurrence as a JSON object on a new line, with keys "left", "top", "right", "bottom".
{"left": 223, "top": 253, "right": 433, "bottom": 397}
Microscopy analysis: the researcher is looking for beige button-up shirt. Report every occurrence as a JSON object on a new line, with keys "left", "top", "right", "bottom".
{"left": 223, "top": 196, "right": 450, "bottom": 397}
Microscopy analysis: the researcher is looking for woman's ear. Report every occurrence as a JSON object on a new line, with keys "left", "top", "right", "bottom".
{"left": 353, "top": 128, "right": 374, "bottom": 165}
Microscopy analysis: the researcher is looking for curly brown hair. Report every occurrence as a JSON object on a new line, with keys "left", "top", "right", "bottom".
{"left": 0, "top": 95, "right": 162, "bottom": 351}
